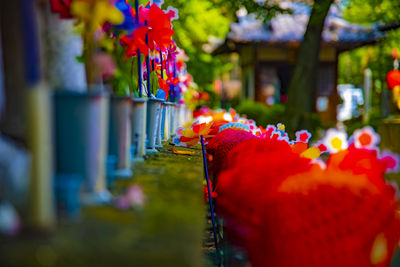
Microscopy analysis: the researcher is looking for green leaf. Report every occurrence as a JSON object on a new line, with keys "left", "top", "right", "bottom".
{"left": 150, "top": 71, "right": 159, "bottom": 96}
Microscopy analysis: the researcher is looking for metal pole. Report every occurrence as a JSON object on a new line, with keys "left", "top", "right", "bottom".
{"left": 160, "top": 50, "right": 163, "bottom": 79}
{"left": 173, "top": 59, "right": 177, "bottom": 102}
{"left": 145, "top": 20, "right": 151, "bottom": 96}
{"left": 135, "top": 0, "right": 142, "bottom": 97}
{"left": 200, "top": 135, "right": 220, "bottom": 266}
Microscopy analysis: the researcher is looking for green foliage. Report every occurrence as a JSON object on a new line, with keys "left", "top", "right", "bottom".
{"left": 111, "top": 37, "right": 140, "bottom": 96}
{"left": 211, "top": 0, "right": 291, "bottom": 22}
{"left": 236, "top": 99, "right": 285, "bottom": 126}
{"left": 236, "top": 99, "right": 269, "bottom": 125}
{"left": 342, "top": 107, "right": 382, "bottom": 135}
{"left": 339, "top": 0, "right": 400, "bottom": 112}
{"left": 150, "top": 70, "right": 159, "bottom": 95}
{"left": 204, "top": 88, "right": 221, "bottom": 109}
{"left": 0, "top": 144, "right": 206, "bottom": 266}
{"left": 161, "top": 0, "right": 289, "bottom": 95}
{"left": 344, "top": 0, "right": 400, "bottom": 24}
{"left": 162, "top": 0, "right": 231, "bottom": 92}
{"left": 236, "top": 99, "right": 324, "bottom": 138}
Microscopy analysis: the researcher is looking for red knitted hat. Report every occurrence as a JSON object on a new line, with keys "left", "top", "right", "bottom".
{"left": 206, "top": 129, "right": 256, "bottom": 178}
{"left": 215, "top": 137, "right": 400, "bottom": 266}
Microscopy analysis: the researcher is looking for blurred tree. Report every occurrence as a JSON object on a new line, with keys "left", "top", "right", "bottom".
{"left": 284, "top": 0, "right": 334, "bottom": 133}
{"left": 162, "top": 0, "right": 399, "bottom": 126}
{"left": 162, "top": 0, "right": 288, "bottom": 108}
{"left": 162, "top": 0, "right": 230, "bottom": 102}
{"left": 161, "top": 0, "right": 335, "bottom": 121}
{"left": 211, "top": 0, "right": 289, "bottom": 22}
{"left": 343, "top": 0, "right": 400, "bottom": 24}
{"left": 339, "top": 0, "right": 400, "bottom": 116}
{"left": 209, "top": 0, "right": 331, "bottom": 134}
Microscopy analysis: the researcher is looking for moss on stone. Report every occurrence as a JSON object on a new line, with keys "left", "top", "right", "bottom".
{"left": 0, "top": 144, "right": 207, "bottom": 267}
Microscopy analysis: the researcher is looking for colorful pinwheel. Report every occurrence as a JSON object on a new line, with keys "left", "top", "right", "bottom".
{"left": 71, "top": 0, "right": 124, "bottom": 33}
{"left": 138, "top": 4, "right": 175, "bottom": 51}
{"left": 113, "top": 0, "right": 138, "bottom": 31}
{"left": 174, "top": 122, "right": 214, "bottom": 147}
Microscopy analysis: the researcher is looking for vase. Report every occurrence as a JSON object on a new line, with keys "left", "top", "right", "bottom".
{"left": 168, "top": 103, "right": 175, "bottom": 137}
{"left": 155, "top": 102, "right": 165, "bottom": 148}
{"left": 146, "top": 98, "right": 163, "bottom": 153}
{"left": 178, "top": 103, "right": 185, "bottom": 127}
{"left": 54, "top": 173, "right": 82, "bottom": 220}
{"left": 53, "top": 91, "right": 110, "bottom": 205}
{"left": 162, "top": 102, "right": 172, "bottom": 141}
{"left": 185, "top": 104, "right": 192, "bottom": 124}
{"left": 107, "top": 96, "right": 132, "bottom": 185}
{"left": 170, "top": 103, "right": 179, "bottom": 136}
{"left": 131, "top": 98, "right": 147, "bottom": 162}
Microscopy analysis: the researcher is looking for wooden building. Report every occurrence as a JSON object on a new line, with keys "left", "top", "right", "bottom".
{"left": 214, "top": 2, "right": 389, "bottom": 123}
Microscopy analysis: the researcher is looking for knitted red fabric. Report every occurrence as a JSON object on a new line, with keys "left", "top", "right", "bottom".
{"left": 333, "top": 145, "right": 393, "bottom": 193}
{"left": 206, "top": 129, "right": 256, "bottom": 178}
{"left": 215, "top": 138, "right": 400, "bottom": 267}
{"left": 215, "top": 138, "right": 312, "bottom": 250}
{"left": 249, "top": 166, "right": 400, "bottom": 267}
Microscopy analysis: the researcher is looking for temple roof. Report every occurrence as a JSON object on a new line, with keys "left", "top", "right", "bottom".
{"left": 214, "top": 2, "right": 389, "bottom": 54}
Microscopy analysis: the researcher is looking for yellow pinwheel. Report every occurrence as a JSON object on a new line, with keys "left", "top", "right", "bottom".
{"left": 71, "top": 0, "right": 124, "bottom": 34}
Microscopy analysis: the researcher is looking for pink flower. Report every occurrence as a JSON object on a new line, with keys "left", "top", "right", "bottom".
{"left": 92, "top": 53, "right": 116, "bottom": 78}
{"left": 380, "top": 150, "right": 400, "bottom": 173}
{"left": 295, "top": 130, "right": 312, "bottom": 143}
{"left": 115, "top": 184, "right": 145, "bottom": 210}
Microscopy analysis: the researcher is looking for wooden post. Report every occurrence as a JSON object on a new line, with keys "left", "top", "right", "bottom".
{"left": 363, "top": 68, "right": 371, "bottom": 123}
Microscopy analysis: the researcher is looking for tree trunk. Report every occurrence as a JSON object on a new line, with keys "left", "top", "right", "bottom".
{"left": 285, "top": 0, "right": 334, "bottom": 134}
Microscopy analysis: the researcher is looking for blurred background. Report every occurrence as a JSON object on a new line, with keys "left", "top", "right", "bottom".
{"left": 165, "top": 0, "right": 400, "bottom": 137}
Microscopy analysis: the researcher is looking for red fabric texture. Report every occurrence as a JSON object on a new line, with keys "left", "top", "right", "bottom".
{"left": 206, "top": 129, "right": 256, "bottom": 178}
{"left": 214, "top": 137, "right": 400, "bottom": 266}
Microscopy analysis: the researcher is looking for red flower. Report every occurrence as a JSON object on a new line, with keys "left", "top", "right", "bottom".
{"left": 50, "top": 0, "right": 72, "bottom": 19}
